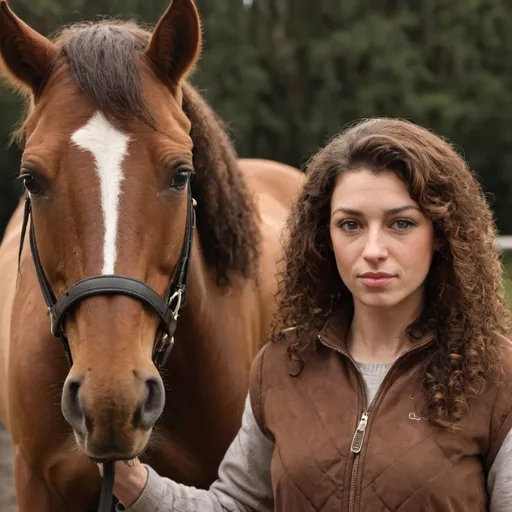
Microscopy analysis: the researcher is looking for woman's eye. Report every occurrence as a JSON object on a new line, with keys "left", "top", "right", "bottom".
{"left": 339, "top": 220, "right": 359, "bottom": 232}
{"left": 392, "top": 219, "right": 414, "bottom": 230}
{"left": 20, "top": 172, "right": 44, "bottom": 196}
{"left": 168, "top": 166, "right": 193, "bottom": 190}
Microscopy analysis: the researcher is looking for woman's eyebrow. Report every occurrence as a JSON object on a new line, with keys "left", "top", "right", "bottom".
{"left": 331, "top": 205, "right": 419, "bottom": 218}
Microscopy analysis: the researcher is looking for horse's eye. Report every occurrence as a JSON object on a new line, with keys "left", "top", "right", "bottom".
{"left": 169, "top": 165, "right": 193, "bottom": 190}
{"left": 19, "top": 171, "right": 44, "bottom": 196}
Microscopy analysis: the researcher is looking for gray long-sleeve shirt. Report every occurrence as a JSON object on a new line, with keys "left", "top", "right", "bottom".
{"left": 119, "top": 362, "right": 512, "bottom": 512}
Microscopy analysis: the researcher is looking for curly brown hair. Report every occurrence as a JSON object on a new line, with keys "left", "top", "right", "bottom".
{"left": 271, "top": 117, "right": 512, "bottom": 430}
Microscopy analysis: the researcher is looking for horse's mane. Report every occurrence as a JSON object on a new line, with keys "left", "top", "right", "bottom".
{"left": 15, "top": 20, "right": 261, "bottom": 287}
{"left": 181, "top": 83, "right": 261, "bottom": 286}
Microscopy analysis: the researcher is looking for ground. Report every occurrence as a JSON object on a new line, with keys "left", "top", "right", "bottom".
{"left": 0, "top": 423, "right": 17, "bottom": 512}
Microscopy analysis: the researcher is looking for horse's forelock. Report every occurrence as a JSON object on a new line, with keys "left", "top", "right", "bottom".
{"left": 58, "top": 21, "right": 154, "bottom": 126}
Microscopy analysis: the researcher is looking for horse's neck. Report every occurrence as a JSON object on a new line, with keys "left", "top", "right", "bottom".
{"left": 155, "top": 234, "right": 260, "bottom": 484}
{"left": 171, "top": 233, "right": 258, "bottom": 399}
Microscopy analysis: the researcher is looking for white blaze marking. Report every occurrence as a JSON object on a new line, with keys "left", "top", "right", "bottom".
{"left": 71, "top": 111, "right": 130, "bottom": 275}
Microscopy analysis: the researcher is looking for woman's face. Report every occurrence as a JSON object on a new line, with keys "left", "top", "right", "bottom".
{"left": 329, "top": 169, "right": 437, "bottom": 310}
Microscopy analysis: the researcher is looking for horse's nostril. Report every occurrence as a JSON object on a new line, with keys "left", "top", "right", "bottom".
{"left": 145, "top": 378, "right": 159, "bottom": 411}
{"left": 133, "top": 377, "right": 165, "bottom": 430}
{"left": 68, "top": 380, "right": 80, "bottom": 401}
{"left": 61, "top": 377, "right": 86, "bottom": 432}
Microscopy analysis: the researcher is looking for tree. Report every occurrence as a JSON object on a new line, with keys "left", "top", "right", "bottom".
{"left": 1, "top": 0, "right": 512, "bottom": 237}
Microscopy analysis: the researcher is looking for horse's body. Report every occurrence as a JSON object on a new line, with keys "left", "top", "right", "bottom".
{"left": 0, "top": 159, "right": 301, "bottom": 510}
{"left": 0, "top": 0, "right": 304, "bottom": 509}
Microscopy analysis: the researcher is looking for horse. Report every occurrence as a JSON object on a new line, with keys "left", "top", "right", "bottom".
{"left": 0, "top": 0, "right": 304, "bottom": 509}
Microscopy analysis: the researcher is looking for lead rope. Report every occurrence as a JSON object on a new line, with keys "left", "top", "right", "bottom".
{"left": 98, "top": 461, "right": 116, "bottom": 511}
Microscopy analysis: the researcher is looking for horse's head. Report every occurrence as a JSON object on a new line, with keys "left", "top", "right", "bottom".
{"left": 0, "top": 0, "right": 203, "bottom": 460}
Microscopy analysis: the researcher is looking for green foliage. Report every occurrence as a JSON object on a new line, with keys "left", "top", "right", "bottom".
{"left": 1, "top": 0, "right": 512, "bottom": 244}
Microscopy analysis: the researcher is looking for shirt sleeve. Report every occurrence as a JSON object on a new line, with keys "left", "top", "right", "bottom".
{"left": 488, "top": 426, "right": 512, "bottom": 512}
{"left": 118, "top": 393, "right": 275, "bottom": 512}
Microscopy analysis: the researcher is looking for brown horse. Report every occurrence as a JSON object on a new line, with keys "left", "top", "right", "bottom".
{"left": 0, "top": 0, "right": 304, "bottom": 509}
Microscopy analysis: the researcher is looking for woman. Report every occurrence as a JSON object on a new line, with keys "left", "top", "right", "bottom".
{"left": 103, "top": 118, "right": 512, "bottom": 511}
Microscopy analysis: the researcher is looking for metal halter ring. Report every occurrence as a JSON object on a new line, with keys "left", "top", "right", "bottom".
{"left": 167, "top": 289, "right": 183, "bottom": 319}
{"left": 48, "top": 308, "right": 56, "bottom": 337}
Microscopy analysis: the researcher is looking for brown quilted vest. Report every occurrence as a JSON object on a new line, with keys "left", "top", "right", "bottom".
{"left": 250, "top": 312, "right": 512, "bottom": 512}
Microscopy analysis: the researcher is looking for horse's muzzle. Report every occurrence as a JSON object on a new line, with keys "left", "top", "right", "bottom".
{"left": 61, "top": 372, "right": 165, "bottom": 458}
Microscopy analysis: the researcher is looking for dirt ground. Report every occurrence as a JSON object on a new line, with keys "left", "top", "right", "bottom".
{"left": 0, "top": 423, "right": 17, "bottom": 512}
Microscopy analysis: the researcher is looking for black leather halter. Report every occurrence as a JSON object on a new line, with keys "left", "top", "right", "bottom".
{"left": 17, "top": 182, "right": 196, "bottom": 512}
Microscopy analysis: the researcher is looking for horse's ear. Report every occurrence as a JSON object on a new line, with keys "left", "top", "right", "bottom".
{"left": 145, "top": 0, "right": 202, "bottom": 89}
{"left": 0, "top": 1, "right": 58, "bottom": 94}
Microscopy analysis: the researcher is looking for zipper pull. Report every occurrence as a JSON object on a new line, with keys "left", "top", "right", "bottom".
{"left": 351, "top": 412, "right": 369, "bottom": 454}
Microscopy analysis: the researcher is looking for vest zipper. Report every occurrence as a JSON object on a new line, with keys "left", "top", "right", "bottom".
{"left": 317, "top": 333, "right": 433, "bottom": 512}
{"left": 347, "top": 361, "right": 369, "bottom": 512}
{"left": 350, "top": 412, "right": 368, "bottom": 454}
{"left": 348, "top": 411, "right": 368, "bottom": 512}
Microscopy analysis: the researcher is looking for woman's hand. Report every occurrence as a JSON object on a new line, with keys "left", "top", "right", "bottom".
{"left": 98, "top": 458, "right": 149, "bottom": 509}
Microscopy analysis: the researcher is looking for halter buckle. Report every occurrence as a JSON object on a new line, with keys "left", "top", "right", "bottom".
{"left": 48, "top": 307, "right": 56, "bottom": 337}
{"left": 154, "top": 333, "right": 175, "bottom": 367}
{"left": 167, "top": 288, "right": 183, "bottom": 319}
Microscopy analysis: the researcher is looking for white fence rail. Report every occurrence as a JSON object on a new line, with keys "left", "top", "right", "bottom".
{"left": 498, "top": 236, "right": 512, "bottom": 251}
